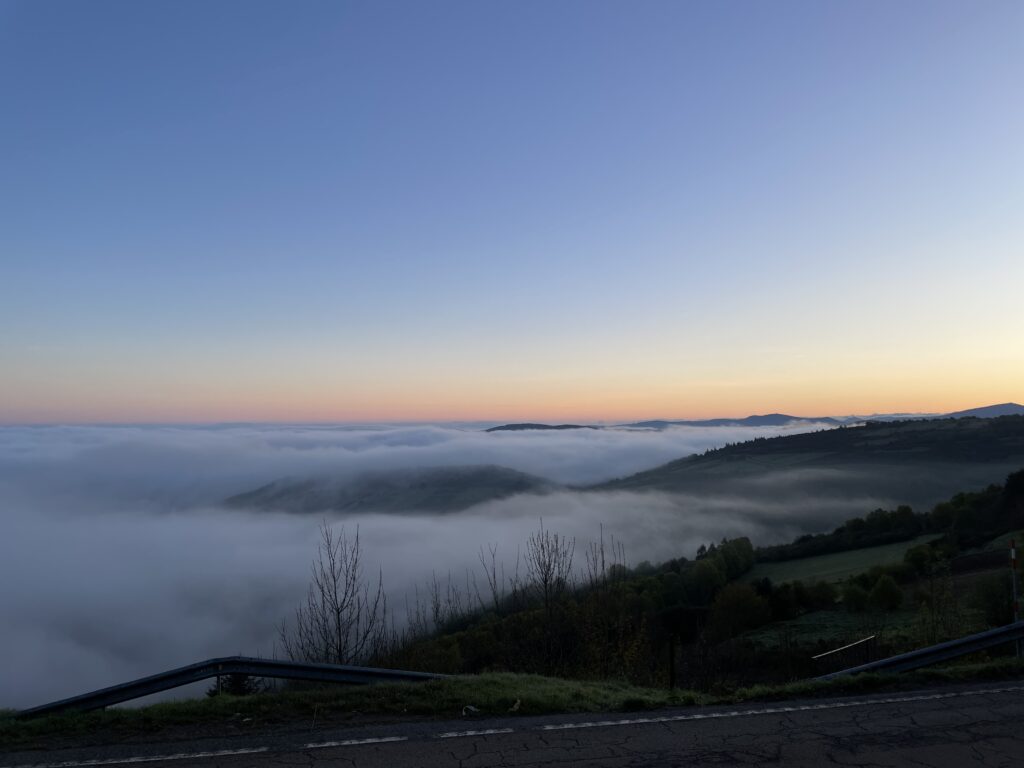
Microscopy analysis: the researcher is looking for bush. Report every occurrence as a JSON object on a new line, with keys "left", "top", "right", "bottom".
{"left": 904, "top": 544, "right": 935, "bottom": 575}
{"left": 768, "top": 583, "right": 800, "bottom": 621}
{"left": 869, "top": 574, "right": 903, "bottom": 612}
{"left": 207, "top": 674, "right": 263, "bottom": 697}
{"left": 803, "top": 581, "right": 838, "bottom": 611}
{"left": 706, "top": 583, "right": 771, "bottom": 642}
{"left": 972, "top": 573, "right": 1014, "bottom": 627}
{"left": 842, "top": 582, "right": 869, "bottom": 613}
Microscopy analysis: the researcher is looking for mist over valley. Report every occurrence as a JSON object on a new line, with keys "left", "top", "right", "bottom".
{"left": 3, "top": 414, "right": 1023, "bottom": 708}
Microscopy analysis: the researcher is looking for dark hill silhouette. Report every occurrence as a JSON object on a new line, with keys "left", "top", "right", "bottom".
{"left": 944, "top": 402, "right": 1024, "bottom": 419}
{"left": 226, "top": 465, "right": 556, "bottom": 515}
{"left": 621, "top": 413, "right": 840, "bottom": 429}
{"left": 591, "top": 415, "right": 1024, "bottom": 511}
{"left": 485, "top": 423, "right": 598, "bottom": 432}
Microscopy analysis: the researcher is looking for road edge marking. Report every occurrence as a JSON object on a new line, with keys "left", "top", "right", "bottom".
{"left": 6, "top": 684, "right": 1023, "bottom": 767}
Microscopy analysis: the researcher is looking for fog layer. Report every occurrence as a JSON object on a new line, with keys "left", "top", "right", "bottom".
{"left": 1, "top": 421, "right": 879, "bottom": 708}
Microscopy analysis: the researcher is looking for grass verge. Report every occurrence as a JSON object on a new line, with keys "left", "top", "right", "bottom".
{"left": 0, "top": 675, "right": 694, "bottom": 750}
{"left": 4, "top": 658, "right": 1024, "bottom": 751}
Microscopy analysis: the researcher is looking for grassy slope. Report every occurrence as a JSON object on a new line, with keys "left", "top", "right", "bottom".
{"left": 746, "top": 534, "right": 942, "bottom": 585}
{"left": 975, "top": 529, "right": 1024, "bottom": 553}
{"left": 743, "top": 606, "right": 920, "bottom": 649}
{"left": 592, "top": 416, "right": 1024, "bottom": 511}
{"left": 5, "top": 660, "right": 1024, "bottom": 751}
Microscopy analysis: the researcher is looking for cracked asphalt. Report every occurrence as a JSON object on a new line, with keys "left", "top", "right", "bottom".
{"left": 4, "top": 681, "right": 1024, "bottom": 767}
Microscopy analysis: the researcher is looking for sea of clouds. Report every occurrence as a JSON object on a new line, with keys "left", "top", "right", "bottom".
{"left": 1, "top": 420, "right": 883, "bottom": 708}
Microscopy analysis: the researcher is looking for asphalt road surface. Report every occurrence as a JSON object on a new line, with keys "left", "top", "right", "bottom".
{"left": 4, "top": 681, "right": 1024, "bottom": 767}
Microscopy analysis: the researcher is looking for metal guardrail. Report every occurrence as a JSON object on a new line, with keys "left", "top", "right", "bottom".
{"left": 17, "top": 656, "right": 445, "bottom": 719}
{"left": 812, "top": 635, "right": 876, "bottom": 661}
{"left": 811, "top": 635, "right": 877, "bottom": 673}
{"left": 817, "top": 621, "right": 1024, "bottom": 680}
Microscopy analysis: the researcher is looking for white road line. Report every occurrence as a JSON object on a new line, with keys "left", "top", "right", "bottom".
{"left": 438, "top": 728, "right": 514, "bottom": 738}
{"left": 1, "top": 747, "right": 269, "bottom": 768}
{"left": 303, "top": 736, "right": 409, "bottom": 749}
{"left": 6, "top": 684, "right": 1023, "bottom": 768}
{"left": 536, "top": 685, "right": 1024, "bottom": 732}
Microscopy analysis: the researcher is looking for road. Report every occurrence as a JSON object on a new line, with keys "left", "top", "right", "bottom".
{"left": 4, "top": 681, "right": 1024, "bottom": 767}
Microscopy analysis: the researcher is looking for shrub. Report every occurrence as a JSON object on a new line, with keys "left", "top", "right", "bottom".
{"left": 706, "top": 583, "right": 771, "bottom": 642}
{"left": 803, "top": 581, "right": 838, "bottom": 611}
{"left": 869, "top": 574, "right": 903, "bottom": 612}
{"left": 842, "top": 582, "right": 869, "bottom": 613}
{"left": 972, "top": 573, "right": 1014, "bottom": 627}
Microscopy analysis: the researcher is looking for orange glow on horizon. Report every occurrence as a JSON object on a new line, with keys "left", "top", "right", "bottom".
{"left": 4, "top": 388, "right": 1020, "bottom": 425}
{"left": 3, "top": 345, "right": 1021, "bottom": 425}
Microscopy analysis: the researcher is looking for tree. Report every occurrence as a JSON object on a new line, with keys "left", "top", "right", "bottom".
{"left": 524, "top": 521, "right": 575, "bottom": 673}
{"left": 525, "top": 521, "right": 575, "bottom": 612}
{"left": 706, "top": 583, "right": 770, "bottom": 642}
{"left": 687, "top": 559, "right": 725, "bottom": 605}
{"left": 904, "top": 544, "right": 935, "bottom": 576}
{"left": 802, "top": 580, "right": 838, "bottom": 612}
{"left": 868, "top": 574, "right": 903, "bottom": 612}
{"left": 279, "top": 522, "right": 388, "bottom": 665}
{"left": 842, "top": 582, "right": 869, "bottom": 613}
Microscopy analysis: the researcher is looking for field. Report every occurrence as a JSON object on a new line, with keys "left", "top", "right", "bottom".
{"left": 746, "top": 534, "right": 942, "bottom": 585}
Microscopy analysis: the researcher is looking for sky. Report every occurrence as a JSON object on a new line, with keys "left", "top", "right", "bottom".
{"left": 2, "top": 0, "right": 1022, "bottom": 423}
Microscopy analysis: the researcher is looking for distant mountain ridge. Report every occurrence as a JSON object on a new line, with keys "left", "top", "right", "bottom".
{"left": 482, "top": 414, "right": 838, "bottom": 433}
{"left": 620, "top": 413, "right": 841, "bottom": 429}
{"left": 840, "top": 402, "right": 1024, "bottom": 423}
{"left": 226, "top": 465, "right": 556, "bottom": 515}
{"left": 485, "top": 423, "right": 598, "bottom": 432}
{"left": 481, "top": 403, "right": 1024, "bottom": 433}
{"left": 943, "top": 402, "right": 1024, "bottom": 419}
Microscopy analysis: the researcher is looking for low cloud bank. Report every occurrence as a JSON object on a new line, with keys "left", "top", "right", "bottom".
{"left": 0, "top": 421, "right": 836, "bottom": 504}
{"left": 0, "top": 421, "right": 874, "bottom": 708}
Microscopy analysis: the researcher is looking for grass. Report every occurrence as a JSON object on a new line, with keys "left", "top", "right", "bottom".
{"left": 746, "top": 534, "right": 942, "bottom": 585}
{"left": 5, "top": 658, "right": 1024, "bottom": 751}
{"left": 743, "top": 606, "right": 920, "bottom": 649}
{"left": 723, "top": 655, "right": 1024, "bottom": 703}
{"left": 975, "top": 529, "right": 1024, "bottom": 553}
{"left": 0, "top": 674, "right": 695, "bottom": 750}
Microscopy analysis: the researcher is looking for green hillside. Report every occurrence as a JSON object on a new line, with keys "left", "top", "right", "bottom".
{"left": 591, "top": 416, "right": 1024, "bottom": 510}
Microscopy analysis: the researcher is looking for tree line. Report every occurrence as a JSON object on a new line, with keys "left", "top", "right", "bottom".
{"left": 273, "top": 469, "right": 1024, "bottom": 691}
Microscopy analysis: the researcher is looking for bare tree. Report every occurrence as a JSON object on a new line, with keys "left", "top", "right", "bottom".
{"left": 279, "top": 521, "right": 387, "bottom": 665}
{"left": 585, "top": 524, "right": 627, "bottom": 589}
{"left": 508, "top": 544, "right": 526, "bottom": 611}
{"left": 475, "top": 542, "right": 509, "bottom": 612}
{"left": 524, "top": 520, "right": 575, "bottom": 674}
{"left": 526, "top": 520, "right": 575, "bottom": 612}
{"left": 428, "top": 570, "right": 467, "bottom": 629}
{"left": 405, "top": 584, "right": 432, "bottom": 640}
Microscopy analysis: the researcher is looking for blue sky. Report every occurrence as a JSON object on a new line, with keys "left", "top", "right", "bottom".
{"left": 1, "top": 0, "right": 1022, "bottom": 422}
